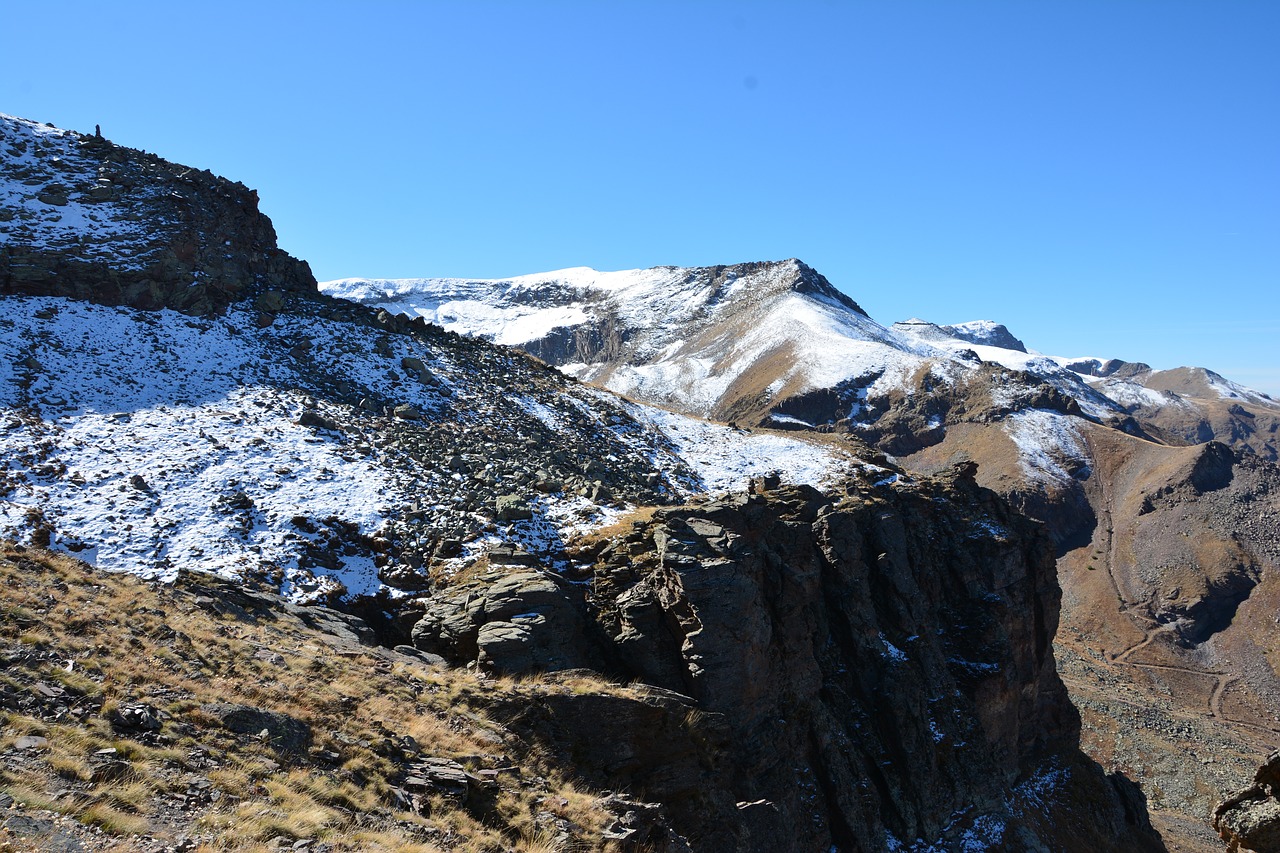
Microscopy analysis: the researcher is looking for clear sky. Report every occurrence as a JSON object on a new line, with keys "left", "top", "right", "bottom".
{"left": 3, "top": 1, "right": 1277, "bottom": 393}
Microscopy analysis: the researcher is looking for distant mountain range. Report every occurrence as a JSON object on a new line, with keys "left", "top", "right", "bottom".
{"left": 5, "top": 109, "right": 1277, "bottom": 851}
{"left": 323, "top": 261, "right": 1279, "bottom": 462}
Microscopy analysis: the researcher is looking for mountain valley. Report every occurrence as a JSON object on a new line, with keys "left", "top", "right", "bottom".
{"left": 1, "top": 111, "right": 1275, "bottom": 851}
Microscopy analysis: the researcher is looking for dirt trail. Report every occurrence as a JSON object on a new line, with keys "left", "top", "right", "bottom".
{"left": 1072, "top": 434, "right": 1277, "bottom": 736}
{"left": 1210, "top": 675, "right": 1238, "bottom": 721}
{"left": 1113, "top": 623, "right": 1175, "bottom": 663}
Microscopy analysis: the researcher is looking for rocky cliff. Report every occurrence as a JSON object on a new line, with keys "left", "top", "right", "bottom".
{"left": 1215, "top": 751, "right": 1280, "bottom": 852}
{"left": 410, "top": 471, "right": 1164, "bottom": 851}
{"left": 1, "top": 113, "right": 314, "bottom": 315}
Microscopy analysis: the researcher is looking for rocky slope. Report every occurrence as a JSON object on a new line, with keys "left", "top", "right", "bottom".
{"left": 0, "top": 543, "right": 682, "bottom": 852}
{"left": 0, "top": 114, "right": 1165, "bottom": 850}
{"left": 892, "top": 320, "right": 1280, "bottom": 463}
{"left": 333, "top": 259, "right": 1280, "bottom": 849}
{"left": 1, "top": 113, "right": 314, "bottom": 315}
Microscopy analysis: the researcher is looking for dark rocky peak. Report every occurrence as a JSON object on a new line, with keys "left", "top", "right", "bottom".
{"left": 1060, "top": 356, "right": 1151, "bottom": 379}
{"left": 1, "top": 112, "right": 314, "bottom": 315}
{"left": 677, "top": 257, "right": 869, "bottom": 317}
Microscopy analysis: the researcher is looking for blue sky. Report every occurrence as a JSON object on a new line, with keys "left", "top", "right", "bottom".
{"left": 4, "top": 1, "right": 1277, "bottom": 393}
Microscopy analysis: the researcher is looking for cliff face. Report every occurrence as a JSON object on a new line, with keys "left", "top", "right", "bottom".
{"left": 1, "top": 113, "right": 314, "bottom": 315}
{"left": 417, "top": 471, "right": 1165, "bottom": 851}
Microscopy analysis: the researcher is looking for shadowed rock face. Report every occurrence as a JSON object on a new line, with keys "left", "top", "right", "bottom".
{"left": 470, "top": 475, "right": 1165, "bottom": 852}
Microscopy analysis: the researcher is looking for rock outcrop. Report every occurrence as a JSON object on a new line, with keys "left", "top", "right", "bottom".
{"left": 1215, "top": 751, "right": 1280, "bottom": 852}
{"left": 1, "top": 113, "right": 315, "bottom": 315}
{"left": 456, "top": 473, "right": 1165, "bottom": 851}
{"left": 410, "top": 569, "right": 597, "bottom": 673}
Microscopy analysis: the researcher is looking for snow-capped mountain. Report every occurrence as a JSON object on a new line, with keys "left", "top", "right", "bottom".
{"left": 323, "top": 260, "right": 965, "bottom": 424}
{"left": 324, "top": 262, "right": 1279, "bottom": 462}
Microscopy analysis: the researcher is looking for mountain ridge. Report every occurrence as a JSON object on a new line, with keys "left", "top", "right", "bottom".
{"left": 0, "top": 112, "right": 1172, "bottom": 851}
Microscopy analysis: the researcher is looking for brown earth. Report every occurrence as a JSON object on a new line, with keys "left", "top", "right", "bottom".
{"left": 904, "top": 413, "right": 1280, "bottom": 852}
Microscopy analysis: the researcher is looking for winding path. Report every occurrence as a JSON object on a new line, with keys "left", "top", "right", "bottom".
{"left": 1075, "top": 432, "right": 1278, "bottom": 735}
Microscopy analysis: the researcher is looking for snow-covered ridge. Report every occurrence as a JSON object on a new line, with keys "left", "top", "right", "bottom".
{"left": 324, "top": 260, "right": 962, "bottom": 420}
{"left": 322, "top": 259, "right": 862, "bottom": 350}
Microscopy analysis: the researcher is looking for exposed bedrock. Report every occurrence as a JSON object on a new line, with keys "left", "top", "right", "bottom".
{"left": 416, "top": 472, "right": 1164, "bottom": 851}
{"left": 2, "top": 124, "right": 315, "bottom": 315}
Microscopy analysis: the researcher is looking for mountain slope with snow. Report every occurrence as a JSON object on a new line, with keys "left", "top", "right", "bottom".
{"left": 323, "top": 260, "right": 966, "bottom": 422}
{"left": 0, "top": 293, "right": 856, "bottom": 602}
{"left": 327, "top": 261, "right": 1278, "bottom": 462}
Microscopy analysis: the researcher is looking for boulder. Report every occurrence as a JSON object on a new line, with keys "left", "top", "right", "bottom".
{"left": 403, "top": 756, "right": 470, "bottom": 799}
{"left": 410, "top": 570, "right": 593, "bottom": 674}
{"left": 477, "top": 620, "right": 537, "bottom": 673}
{"left": 254, "top": 290, "right": 286, "bottom": 313}
{"left": 298, "top": 409, "right": 342, "bottom": 431}
{"left": 495, "top": 494, "right": 533, "bottom": 521}
{"left": 400, "top": 356, "right": 436, "bottom": 384}
{"left": 201, "top": 702, "right": 311, "bottom": 751}
{"left": 37, "top": 187, "right": 68, "bottom": 206}
{"left": 109, "top": 702, "right": 162, "bottom": 732}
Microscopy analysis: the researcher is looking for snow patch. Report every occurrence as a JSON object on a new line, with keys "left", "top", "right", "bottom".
{"left": 1004, "top": 410, "right": 1087, "bottom": 487}
{"left": 622, "top": 403, "right": 851, "bottom": 495}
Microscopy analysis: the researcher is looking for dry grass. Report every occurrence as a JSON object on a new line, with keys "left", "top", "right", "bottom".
{"left": 570, "top": 505, "right": 660, "bottom": 547}
{"left": 0, "top": 542, "right": 628, "bottom": 851}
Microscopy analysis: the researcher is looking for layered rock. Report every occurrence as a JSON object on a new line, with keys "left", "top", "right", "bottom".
{"left": 422, "top": 472, "right": 1165, "bottom": 851}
